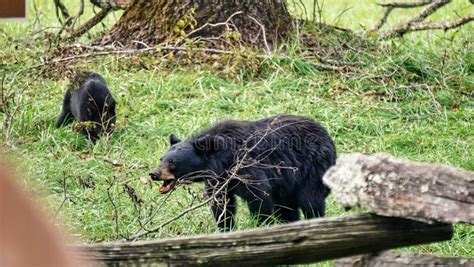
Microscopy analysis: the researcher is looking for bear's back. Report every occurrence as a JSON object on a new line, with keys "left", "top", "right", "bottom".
{"left": 69, "top": 73, "right": 115, "bottom": 120}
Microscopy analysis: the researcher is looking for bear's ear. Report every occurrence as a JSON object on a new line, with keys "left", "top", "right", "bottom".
{"left": 193, "top": 134, "right": 225, "bottom": 153}
{"left": 169, "top": 134, "right": 181, "bottom": 146}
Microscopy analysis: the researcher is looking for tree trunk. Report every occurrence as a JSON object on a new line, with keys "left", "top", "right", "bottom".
{"left": 323, "top": 153, "right": 474, "bottom": 224}
{"left": 335, "top": 251, "right": 474, "bottom": 267}
{"left": 75, "top": 215, "right": 452, "bottom": 266}
{"left": 101, "top": 0, "right": 292, "bottom": 48}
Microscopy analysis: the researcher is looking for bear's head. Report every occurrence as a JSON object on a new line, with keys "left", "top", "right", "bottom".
{"left": 150, "top": 134, "right": 225, "bottom": 194}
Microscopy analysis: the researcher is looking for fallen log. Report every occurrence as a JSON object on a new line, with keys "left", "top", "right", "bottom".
{"left": 76, "top": 215, "right": 451, "bottom": 266}
{"left": 335, "top": 250, "right": 474, "bottom": 267}
{"left": 323, "top": 153, "right": 474, "bottom": 224}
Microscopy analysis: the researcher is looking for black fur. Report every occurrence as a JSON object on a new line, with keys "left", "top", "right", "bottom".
{"left": 56, "top": 72, "right": 116, "bottom": 142}
{"left": 151, "top": 115, "right": 336, "bottom": 230}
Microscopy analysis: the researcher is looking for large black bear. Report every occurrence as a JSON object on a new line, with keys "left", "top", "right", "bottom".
{"left": 150, "top": 115, "right": 336, "bottom": 230}
{"left": 56, "top": 72, "right": 116, "bottom": 142}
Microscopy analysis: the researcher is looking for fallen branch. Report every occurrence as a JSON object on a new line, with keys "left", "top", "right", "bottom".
{"left": 70, "top": 7, "right": 112, "bottom": 39}
{"left": 50, "top": 45, "right": 234, "bottom": 64}
{"left": 75, "top": 214, "right": 452, "bottom": 266}
{"left": 324, "top": 153, "right": 474, "bottom": 224}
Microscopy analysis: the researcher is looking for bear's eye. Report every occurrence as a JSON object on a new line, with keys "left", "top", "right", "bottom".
{"left": 168, "top": 159, "right": 175, "bottom": 164}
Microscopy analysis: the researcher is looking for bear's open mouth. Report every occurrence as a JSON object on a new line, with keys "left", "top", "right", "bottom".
{"left": 159, "top": 179, "right": 177, "bottom": 194}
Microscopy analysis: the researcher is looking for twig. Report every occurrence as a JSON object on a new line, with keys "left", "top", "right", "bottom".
{"left": 57, "top": 0, "right": 84, "bottom": 38}
{"left": 69, "top": 0, "right": 85, "bottom": 31}
{"left": 248, "top": 16, "right": 271, "bottom": 53}
{"left": 123, "top": 183, "right": 143, "bottom": 209}
{"left": 185, "top": 11, "right": 243, "bottom": 38}
{"left": 102, "top": 157, "right": 148, "bottom": 169}
{"left": 312, "top": 0, "right": 323, "bottom": 23}
{"left": 0, "top": 73, "right": 29, "bottom": 146}
{"left": 131, "top": 188, "right": 175, "bottom": 236}
{"left": 106, "top": 176, "right": 120, "bottom": 240}
{"left": 32, "top": 0, "right": 42, "bottom": 28}
{"left": 53, "top": 175, "right": 69, "bottom": 223}
{"left": 129, "top": 176, "right": 234, "bottom": 240}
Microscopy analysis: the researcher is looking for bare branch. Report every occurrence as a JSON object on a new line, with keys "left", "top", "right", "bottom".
{"left": 70, "top": 7, "right": 112, "bottom": 39}
{"left": 377, "top": 0, "right": 434, "bottom": 8}
{"left": 248, "top": 16, "right": 271, "bottom": 53}
{"left": 402, "top": 0, "right": 450, "bottom": 24}
{"left": 406, "top": 14, "right": 474, "bottom": 32}
{"left": 129, "top": 176, "right": 234, "bottom": 240}
{"left": 90, "top": 0, "right": 127, "bottom": 10}
{"left": 69, "top": 0, "right": 85, "bottom": 31}
{"left": 185, "top": 11, "right": 243, "bottom": 38}
{"left": 375, "top": 0, "right": 472, "bottom": 37}
{"left": 57, "top": 0, "right": 85, "bottom": 38}
{"left": 53, "top": 0, "right": 70, "bottom": 25}
{"left": 372, "top": 7, "right": 394, "bottom": 31}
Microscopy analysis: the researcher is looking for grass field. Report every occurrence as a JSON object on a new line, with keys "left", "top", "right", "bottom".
{"left": 1, "top": 0, "right": 473, "bottom": 264}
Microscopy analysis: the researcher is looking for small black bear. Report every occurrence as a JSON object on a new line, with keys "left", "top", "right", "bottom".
{"left": 56, "top": 72, "right": 116, "bottom": 142}
{"left": 150, "top": 115, "right": 336, "bottom": 231}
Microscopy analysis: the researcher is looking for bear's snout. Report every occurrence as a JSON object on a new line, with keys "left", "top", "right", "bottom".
{"left": 149, "top": 167, "right": 176, "bottom": 181}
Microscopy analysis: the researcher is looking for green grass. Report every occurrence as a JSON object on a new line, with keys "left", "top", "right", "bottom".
{"left": 1, "top": 0, "right": 473, "bottom": 264}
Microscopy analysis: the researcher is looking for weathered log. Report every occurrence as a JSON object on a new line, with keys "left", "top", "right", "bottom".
{"left": 75, "top": 215, "right": 451, "bottom": 266}
{"left": 323, "top": 153, "right": 474, "bottom": 224}
{"left": 335, "top": 250, "right": 474, "bottom": 267}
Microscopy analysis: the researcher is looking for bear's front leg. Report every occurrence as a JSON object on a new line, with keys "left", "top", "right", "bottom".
{"left": 246, "top": 191, "right": 274, "bottom": 226}
{"left": 206, "top": 187, "right": 236, "bottom": 231}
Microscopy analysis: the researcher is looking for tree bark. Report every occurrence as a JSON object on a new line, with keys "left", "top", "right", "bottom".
{"left": 75, "top": 215, "right": 452, "bottom": 266}
{"left": 335, "top": 251, "right": 474, "bottom": 267}
{"left": 323, "top": 153, "right": 474, "bottom": 224}
{"left": 100, "top": 0, "right": 292, "bottom": 48}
